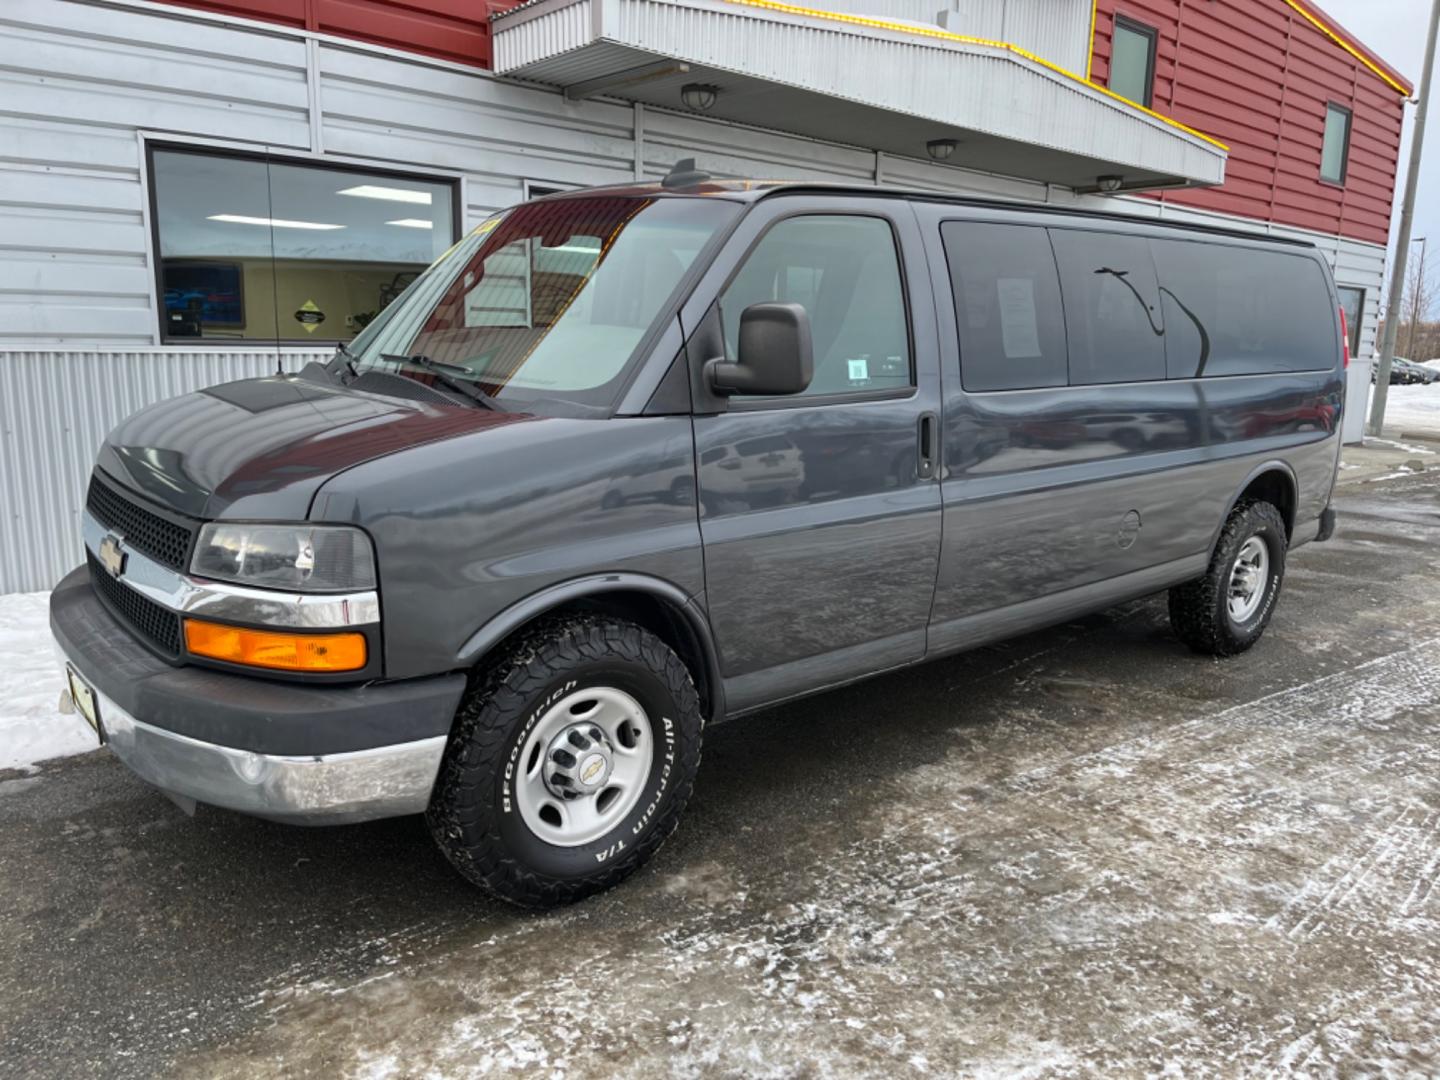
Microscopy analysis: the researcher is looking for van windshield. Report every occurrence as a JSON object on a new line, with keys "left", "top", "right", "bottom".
{"left": 347, "top": 196, "right": 738, "bottom": 412}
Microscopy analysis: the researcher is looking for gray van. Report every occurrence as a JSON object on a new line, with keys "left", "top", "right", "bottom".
{"left": 51, "top": 172, "right": 1344, "bottom": 906}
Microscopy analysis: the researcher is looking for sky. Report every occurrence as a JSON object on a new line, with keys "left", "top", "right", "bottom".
{"left": 1324, "top": 0, "right": 1438, "bottom": 304}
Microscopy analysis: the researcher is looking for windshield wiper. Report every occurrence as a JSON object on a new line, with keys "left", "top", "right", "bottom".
{"left": 380, "top": 353, "right": 505, "bottom": 412}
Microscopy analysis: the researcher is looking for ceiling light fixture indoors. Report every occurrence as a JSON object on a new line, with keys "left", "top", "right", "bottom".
{"left": 337, "top": 185, "right": 433, "bottom": 205}
{"left": 385, "top": 218, "right": 434, "bottom": 229}
{"left": 207, "top": 214, "right": 344, "bottom": 230}
{"left": 926, "top": 138, "right": 959, "bottom": 161}
{"left": 681, "top": 83, "right": 720, "bottom": 111}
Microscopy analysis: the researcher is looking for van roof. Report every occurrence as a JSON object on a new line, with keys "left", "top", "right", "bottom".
{"left": 537, "top": 180, "right": 1318, "bottom": 250}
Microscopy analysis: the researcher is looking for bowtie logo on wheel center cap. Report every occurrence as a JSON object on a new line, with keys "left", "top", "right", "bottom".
{"left": 579, "top": 753, "right": 608, "bottom": 787}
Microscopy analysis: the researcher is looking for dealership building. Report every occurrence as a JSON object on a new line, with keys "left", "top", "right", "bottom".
{"left": 0, "top": 0, "right": 1413, "bottom": 593}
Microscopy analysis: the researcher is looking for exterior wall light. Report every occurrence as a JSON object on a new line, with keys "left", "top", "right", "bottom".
{"left": 681, "top": 84, "right": 719, "bottom": 111}
{"left": 1098, "top": 175, "right": 1125, "bottom": 192}
{"left": 926, "top": 139, "right": 959, "bottom": 161}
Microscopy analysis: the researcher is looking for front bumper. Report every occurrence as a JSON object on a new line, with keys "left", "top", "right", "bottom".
{"left": 88, "top": 686, "right": 447, "bottom": 825}
{"left": 50, "top": 565, "right": 466, "bottom": 825}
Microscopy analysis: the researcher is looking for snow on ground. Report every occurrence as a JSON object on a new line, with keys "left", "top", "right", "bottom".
{"left": 0, "top": 591, "right": 97, "bottom": 772}
{"left": 1370, "top": 381, "right": 1440, "bottom": 440}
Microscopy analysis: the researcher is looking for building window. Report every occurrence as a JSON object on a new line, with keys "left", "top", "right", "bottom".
{"left": 1110, "top": 17, "right": 1158, "bottom": 108}
{"left": 149, "top": 146, "right": 458, "bottom": 344}
{"left": 1321, "top": 104, "right": 1353, "bottom": 184}
{"left": 1337, "top": 286, "right": 1365, "bottom": 355}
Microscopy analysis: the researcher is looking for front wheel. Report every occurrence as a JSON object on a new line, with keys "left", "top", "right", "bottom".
{"left": 427, "top": 614, "right": 703, "bottom": 907}
{"left": 1168, "top": 499, "right": 1288, "bottom": 657}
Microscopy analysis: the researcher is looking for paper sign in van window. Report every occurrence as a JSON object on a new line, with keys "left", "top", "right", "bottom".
{"left": 996, "top": 278, "right": 1042, "bottom": 359}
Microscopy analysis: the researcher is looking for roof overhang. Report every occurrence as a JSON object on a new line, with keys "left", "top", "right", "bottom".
{"left": 493, "top": 0, "right": 1228, "bottom": 192}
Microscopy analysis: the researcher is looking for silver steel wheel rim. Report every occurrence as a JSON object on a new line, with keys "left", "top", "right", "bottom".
{"left": 514, "top": 687, "right": 653, "bottom": 847}
{"left": 1227, "top": 535, "right": 1270, "bottom": 623}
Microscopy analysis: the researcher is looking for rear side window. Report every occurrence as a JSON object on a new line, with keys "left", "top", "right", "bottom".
{"left": 1050, "top": 229, "right": 1167, "bottom": 384}
{"left": 720, "top": 215, "right": 911, "bottom": 399}
{"left": 942, "top": 222, "right": 1068, "bottom": 391}
{"left": 1151, "top": 240, "right": 1337, "bottom": 377}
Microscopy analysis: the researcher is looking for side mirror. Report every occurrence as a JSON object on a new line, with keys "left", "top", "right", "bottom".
{"left": 706, "top": 302, "right": 813, "bottom": 396}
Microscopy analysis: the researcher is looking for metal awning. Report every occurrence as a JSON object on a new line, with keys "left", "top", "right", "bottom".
{"left": 493, "top": 0, "right": 1227, "bottom": 192}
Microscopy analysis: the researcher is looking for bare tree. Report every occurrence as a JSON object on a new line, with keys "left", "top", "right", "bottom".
{"left": 1398, "top": 255, "right": 1438, "bottom": 361}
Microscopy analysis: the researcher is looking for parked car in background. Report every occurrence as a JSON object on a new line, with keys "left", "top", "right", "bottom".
{"left": 51, "top": 176, "right": 1345, "bottom": 908}
{"left": 1372, "top": 357, "right": 1439, "bottom": 385}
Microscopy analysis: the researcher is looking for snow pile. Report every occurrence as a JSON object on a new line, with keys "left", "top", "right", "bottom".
{"left": 0, "top": 592, "right": 97, "bottom": 771}
{"left": 1369, "top": 382, "right": 1440, "bottom": 440}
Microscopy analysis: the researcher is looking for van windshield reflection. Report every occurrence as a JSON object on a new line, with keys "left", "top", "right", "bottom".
{"left": 347, "top": 196, "right": 738, "bottom": 413}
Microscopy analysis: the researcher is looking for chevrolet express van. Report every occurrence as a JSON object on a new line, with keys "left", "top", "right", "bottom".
{"left": 51, "top": 172, "right": 1344, "bottom": 907}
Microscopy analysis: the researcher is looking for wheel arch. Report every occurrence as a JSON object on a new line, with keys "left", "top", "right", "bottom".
{"left": 1213, "top": 461, "right": 1299, "bottom": 549}
{"left": 455, "top": 574, "right": 724, "bottom": 723}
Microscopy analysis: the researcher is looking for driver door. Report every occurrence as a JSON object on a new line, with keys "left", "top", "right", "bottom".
{"left": 684, "top": 197, "right": 944, "bottom": 714}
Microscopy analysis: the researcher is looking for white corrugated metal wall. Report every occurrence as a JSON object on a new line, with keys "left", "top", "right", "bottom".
{"left": 0, "top": 0, "right": 1386, "bottom": 593}
{"left": 0, "top": 349, "right": 329, "bottom": 594}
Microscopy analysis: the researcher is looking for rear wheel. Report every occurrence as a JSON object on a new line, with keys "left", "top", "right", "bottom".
{"left": 1169, "top": 499, "right": 1287, "bottom": 657}
{"left": 427, "top": 614, "right": 703, "bottom": 907}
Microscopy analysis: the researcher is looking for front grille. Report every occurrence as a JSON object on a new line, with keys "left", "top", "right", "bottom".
{"left": 86, "top": 475, "right": 197, "bottom": 572}
{"left": 88, "top": 553, "right": 183, "bottom": 657}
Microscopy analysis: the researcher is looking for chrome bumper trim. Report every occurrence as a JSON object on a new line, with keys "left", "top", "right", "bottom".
{"left": 73, "top": 671, "right": 444, "bottom": 825}
{"left": 82, "top": 510, "right": 380, "bottom": 629}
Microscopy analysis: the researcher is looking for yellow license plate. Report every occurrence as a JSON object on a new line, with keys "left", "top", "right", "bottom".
{"left": 66, "top": 665, "right": 104, "bottom": 745}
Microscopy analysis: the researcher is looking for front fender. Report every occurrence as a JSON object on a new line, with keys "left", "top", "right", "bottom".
{"left": 454, "top": 573, "right": 724, "bottom": 721}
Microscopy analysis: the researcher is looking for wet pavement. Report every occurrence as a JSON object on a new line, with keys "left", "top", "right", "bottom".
{"left": 4, "top": 462, "right": 1440, "bottom": 1078}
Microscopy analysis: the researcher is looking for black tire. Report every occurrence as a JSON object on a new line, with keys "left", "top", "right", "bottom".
{"left": 1169, "top": 499, "right": 1288, "bottom": 657}
{"left": 426, "top": 614, "right": 703, "bottom": 908}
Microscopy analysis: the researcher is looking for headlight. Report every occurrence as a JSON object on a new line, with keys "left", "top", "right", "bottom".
{"left": 191, "top": 523, "right": 376, "bottom": 593}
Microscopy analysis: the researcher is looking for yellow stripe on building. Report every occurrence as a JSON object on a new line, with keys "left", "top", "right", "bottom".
{"left": 718, "top": 0, "right": 1230, "bottom": 152}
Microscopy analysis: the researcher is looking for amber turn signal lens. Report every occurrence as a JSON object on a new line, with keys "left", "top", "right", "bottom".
{"left": 183, "top": 619, "right": 367, "bottom": 672}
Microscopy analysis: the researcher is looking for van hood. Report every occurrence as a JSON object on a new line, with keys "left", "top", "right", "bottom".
{"left": 95, "top": 374, "right": 523, "bottom": 521}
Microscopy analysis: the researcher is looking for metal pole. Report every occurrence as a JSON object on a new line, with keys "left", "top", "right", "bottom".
{"left": 1406, "top": 236, "right": 1427, "bottom": 360}
{"left": 1369, "top": 0, "right": 1440, "bottom": 435}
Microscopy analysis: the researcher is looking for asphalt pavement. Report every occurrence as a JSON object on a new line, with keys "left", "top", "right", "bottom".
{"left": 3, "top": 455, "right": 1440, "bottom": 1078}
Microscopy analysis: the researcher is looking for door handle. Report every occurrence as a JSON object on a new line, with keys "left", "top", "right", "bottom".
{"left": 917, "top": 411, "right": 938, "bottom": 481}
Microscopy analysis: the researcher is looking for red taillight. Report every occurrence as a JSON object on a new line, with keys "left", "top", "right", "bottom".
{"left": 1338, "top": 305, "right": 1350, "bottom": 368}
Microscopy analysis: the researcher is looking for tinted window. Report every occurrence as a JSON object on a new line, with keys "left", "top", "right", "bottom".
{"left": 942, "top": 222, "right": 1068, "bottom": 392}
{"left": 1051, "top": 229, "right": 1167, "bottom": 384}
{"left": 1110, "top": 18, "right": 1157, "bottom": 108}
{"left": 1152, "top": 239, "right": 1337, "bottom": 377}
{"left": 720, "top": 215, "right": 910, "bottom": 399}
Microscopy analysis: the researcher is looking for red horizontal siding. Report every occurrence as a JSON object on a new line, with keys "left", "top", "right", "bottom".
{"left": 159, "top": 0, "right": 510, "bottom": 67}
{"left": 1092, "top": 0, "right": 1407, "bottom": 246}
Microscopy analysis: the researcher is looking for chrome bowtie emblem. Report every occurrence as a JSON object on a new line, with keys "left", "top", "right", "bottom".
{"left": 97, "top": 532, "right": 127, "bottom": 579}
